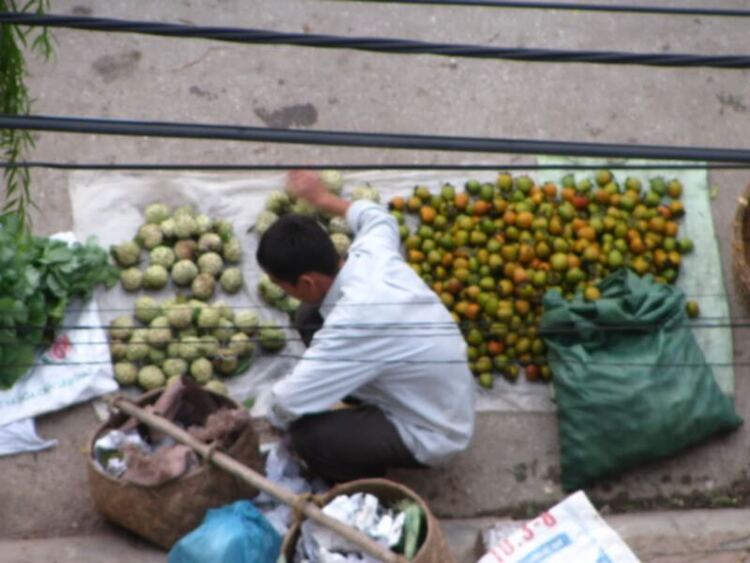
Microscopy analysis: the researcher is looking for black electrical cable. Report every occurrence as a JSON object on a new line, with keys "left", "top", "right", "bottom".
{"left": 2, "top": 13, "right": 750, "bottom": 70}
{"left": 0, "top": 355, "right": 745, "bottom": 369}
{"left": 10, "top": 316, "right": 743, "bottom": 333}
{"left": 4, "top": 114, "right": 750, "bottom": 163}
{"left": 2, "top": 161, "right": 749, "bottom": 171}
{"left": 40, "top": 292, "right": 737, "bottom": 314}
{"left": 0, "top": 320, "right": 741, "bottom": 349}
{"left": 337, "top": 0, "right": 750, "bottom": 18}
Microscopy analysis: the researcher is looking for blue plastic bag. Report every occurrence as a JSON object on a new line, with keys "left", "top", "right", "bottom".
{"left": 168, "top": 500, "right": 281, "bottom": 563}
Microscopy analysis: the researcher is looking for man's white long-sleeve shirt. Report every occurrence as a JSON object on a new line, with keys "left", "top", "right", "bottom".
{"left": 269, "top": 200, "right": 475, "bottom": 465}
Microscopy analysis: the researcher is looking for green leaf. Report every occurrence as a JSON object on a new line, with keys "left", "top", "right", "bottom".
{"left": 0, "top": 344, "right": 36, "bottom": 389}
{"left": 43, "top": 270, "right": 67, "bottom": 299}
{"left": 23, "top": 266, "right": 40, "bottom": 290}
{"left": 22, "top": 296, "right": 46, "bottom": 343}
{"left": 48, "top": 297, "right": 67, "bottom": 323}
{"left": 0, "top": 245, "right": 16, "bottom": 263}
{"left": 42, "top": 244, "right": 72, "bottom": 264}
{"left": 232, "top": 357, "right": 252, "bottom": 377}
{"left": 56, "top": 258, "right": 78, "bottom": 275}
{"left": 1, "top": 0, "right": 54, "bottom": 230}
{"left": 26, "top": 295, "right": 47, "bottom": 332}
{"left": 0, "top": 297, "right": 27, "bottom": 324}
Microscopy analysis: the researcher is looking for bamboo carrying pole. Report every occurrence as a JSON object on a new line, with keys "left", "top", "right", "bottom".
{"left": 112, "top": 398, "right": 406, "bottom": 563}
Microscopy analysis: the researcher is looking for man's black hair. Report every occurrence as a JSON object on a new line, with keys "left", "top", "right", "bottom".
{"left": 256, "top": 214, "right": 340, "bottom": 284}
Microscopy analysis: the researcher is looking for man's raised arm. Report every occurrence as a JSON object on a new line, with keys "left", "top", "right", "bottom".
{"left": 287, "top": 170, "right": 350, "bottom": 217}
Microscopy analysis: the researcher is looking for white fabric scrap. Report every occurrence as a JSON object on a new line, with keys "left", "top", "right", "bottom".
{"left": 255, "top": 441, "right": 329, "bottom": 536}
{"left": 93, "top": 429, "right": 152, "bottom": 476}
{"left": 105, "top": 456, "right": 128, "bottom": 476}
{"left": 94, "top": 429, "right": 151, "bottom": 453}
{"left": 0, "top": 418, "right": 58, "bottom": 457}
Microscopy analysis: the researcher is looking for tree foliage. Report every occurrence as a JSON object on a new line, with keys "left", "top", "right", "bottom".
{"left": 1, "top": 0, "right": 53, "bottom": 230}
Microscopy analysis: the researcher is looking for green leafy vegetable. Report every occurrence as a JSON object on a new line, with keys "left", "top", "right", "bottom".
{"left": 0, "top": 212, "right": 119, "bottom": 388}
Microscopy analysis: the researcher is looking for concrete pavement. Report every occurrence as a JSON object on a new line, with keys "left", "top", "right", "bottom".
{"left": 3, "top": 0, "right": 750, "bottom": 554}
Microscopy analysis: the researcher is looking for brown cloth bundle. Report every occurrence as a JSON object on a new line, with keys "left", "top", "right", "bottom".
{"left": 118, "top": 377, "right": 250, "bottom": 486}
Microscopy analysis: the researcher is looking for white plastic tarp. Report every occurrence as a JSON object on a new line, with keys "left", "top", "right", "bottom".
{"left": 69, "top": 170, "right": 551, "bottom": 414}
{"left": 69, "top": 163, "right": 731, "bottom": 419}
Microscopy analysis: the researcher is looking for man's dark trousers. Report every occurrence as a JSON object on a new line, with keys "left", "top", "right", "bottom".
{"left": 288, "top": 304, "right": 423, "bottom": 483}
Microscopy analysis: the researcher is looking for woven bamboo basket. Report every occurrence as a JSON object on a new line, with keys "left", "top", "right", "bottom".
{"left": 732, "top": 185, "right": 750, "bottom": 302}
{"left": 86, "top": 388, "right": 264, "bottom": 550}
{"left": 280, "top": 478, "right": 454, "bottom": 563}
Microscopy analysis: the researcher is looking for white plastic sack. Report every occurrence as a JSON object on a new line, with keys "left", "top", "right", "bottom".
{"left": 0, "top": 418, "right": 57, "bottom": 456}
{"left": 480, "top": 491, "right": 640, "bottom": 563}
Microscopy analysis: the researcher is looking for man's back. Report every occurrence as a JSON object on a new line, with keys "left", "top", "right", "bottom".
{"left": 274, "top": 200, "right": 476, "bottom": 465}
{"left": 259, "top": 171, "right": 476, "bottom": 481}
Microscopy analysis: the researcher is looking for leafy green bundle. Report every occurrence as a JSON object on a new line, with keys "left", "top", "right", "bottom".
{"left": 0, "top": 213, "right": 119, "bottom": 389}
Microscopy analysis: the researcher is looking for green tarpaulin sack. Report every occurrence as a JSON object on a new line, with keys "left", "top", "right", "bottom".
{"left": 540, "top": 269, "right": 742, "bottom": 492}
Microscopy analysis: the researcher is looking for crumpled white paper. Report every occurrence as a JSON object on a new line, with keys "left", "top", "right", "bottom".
{"left": 295, "top": 493, "right": 405, "bottom": 563}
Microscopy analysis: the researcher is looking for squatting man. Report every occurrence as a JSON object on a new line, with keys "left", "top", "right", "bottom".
{"left": 256, "top": 170, "right": 475, "bottom": 482}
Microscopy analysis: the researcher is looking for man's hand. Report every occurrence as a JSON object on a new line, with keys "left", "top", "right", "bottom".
{"left": 287, "top": 170, "right": 329, "bottom": 206}
{"left": 287, "top": 169, "right": 351, "bottom": 217}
